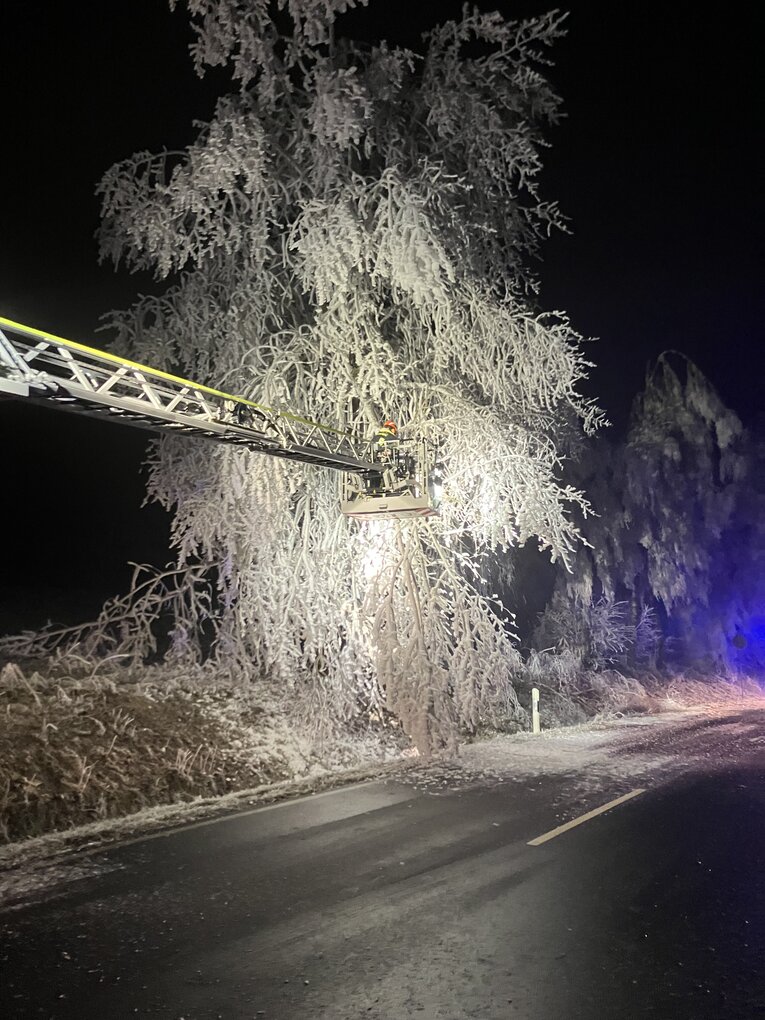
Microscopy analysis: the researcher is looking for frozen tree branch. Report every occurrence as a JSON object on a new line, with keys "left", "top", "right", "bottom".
{"left": 31, "top": 0, "right": 605, "bottom": 755}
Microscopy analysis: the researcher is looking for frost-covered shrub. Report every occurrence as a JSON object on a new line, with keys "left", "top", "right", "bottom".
{"left": 533, "top": 592, "right": 656, "bottom": 671}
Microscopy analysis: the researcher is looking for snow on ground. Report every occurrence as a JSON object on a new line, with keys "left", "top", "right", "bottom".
{"left": 398, "top": 716, "right": 677, "bottom": 796}
{"left": 463, "top": 719, "right": 675, "bottom": 782}
{"left": 398, "top": 703, "right": 765, "bottom": 803}
{"left": 5, "top": 702, "right": 765, "bottom": 911}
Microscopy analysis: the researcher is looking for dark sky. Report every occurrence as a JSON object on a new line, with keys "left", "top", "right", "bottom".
{"left": 1, "top": 0, "right": 762, "bottom": 631}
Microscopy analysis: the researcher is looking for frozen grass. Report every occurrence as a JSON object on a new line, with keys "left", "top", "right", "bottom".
{"left": 0, "top": 660, "right": 406, "bottom": 845}
{"left": 652, "top": 672, "right": 765, "bottom": 710}
{"left": 1, "top": 652, "right": 761, "bottom": 848}
{"left": 516, "top": 654, "right": 765, "bottom": 730}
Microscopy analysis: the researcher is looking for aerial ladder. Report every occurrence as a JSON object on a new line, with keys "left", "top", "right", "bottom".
{"left": 0, "top": 316, "right": 442, "bottom": 521}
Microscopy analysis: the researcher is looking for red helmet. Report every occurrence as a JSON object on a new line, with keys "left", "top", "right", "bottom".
{"left": 384, "top": 419, "right": 397, "bottom": 434}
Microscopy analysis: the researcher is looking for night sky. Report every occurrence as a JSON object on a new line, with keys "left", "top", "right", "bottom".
{"left": 1, "top": 1, "right": 762, "bottom": 632}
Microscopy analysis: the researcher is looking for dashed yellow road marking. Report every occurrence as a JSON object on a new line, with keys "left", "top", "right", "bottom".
{"left": 527, "top": 788, "right": 646, "bottom": 846}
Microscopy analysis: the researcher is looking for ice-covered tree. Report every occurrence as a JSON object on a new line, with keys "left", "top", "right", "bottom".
{"left": 538, "top": 353, "right": 750, "bottom": 673}
{"left": 92, "top": 0, "right": 602, "bottom": 754}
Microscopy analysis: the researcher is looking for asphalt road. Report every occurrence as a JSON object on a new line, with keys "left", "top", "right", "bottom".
{"left": 2, "top": 718, "right": 765, "bottom": 1019}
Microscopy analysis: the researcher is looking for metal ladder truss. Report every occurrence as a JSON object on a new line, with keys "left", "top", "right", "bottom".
{"left": 0, "top": 316, "right": 443, "bottom": 520}
{"left": 0, "top": 316, "right": 379, "bottom": 477}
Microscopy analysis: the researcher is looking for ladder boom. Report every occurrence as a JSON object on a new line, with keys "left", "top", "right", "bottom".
{"left": 0, "top": 317, "right": 378, "bottom": 476}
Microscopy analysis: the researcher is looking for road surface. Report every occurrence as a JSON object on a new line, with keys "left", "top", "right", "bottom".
{"left": 2, "top": 709, "right": 765, "bottom": 1018}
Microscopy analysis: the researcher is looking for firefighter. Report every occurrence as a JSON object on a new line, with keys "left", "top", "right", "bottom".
{"left": 375, "top": 419, "right": 398, "bottom": 447}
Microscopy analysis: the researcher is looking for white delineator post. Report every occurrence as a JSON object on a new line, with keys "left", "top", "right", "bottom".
{"left": 531, "top": 687, "right": 541, "bottom": 734}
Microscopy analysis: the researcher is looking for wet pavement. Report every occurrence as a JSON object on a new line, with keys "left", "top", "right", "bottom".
{"left": 2, "top": 712, "right": 765, "bottom": 1018}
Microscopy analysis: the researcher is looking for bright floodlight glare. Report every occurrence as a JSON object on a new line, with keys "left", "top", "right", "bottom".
{"left": 361, "top": 520, "right": 394, "bottom": 579}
